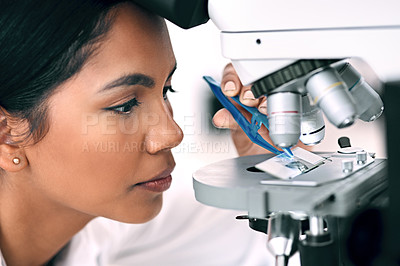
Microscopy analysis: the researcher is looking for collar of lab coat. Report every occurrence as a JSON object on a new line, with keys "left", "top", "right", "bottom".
{"left": 0, "top": 249, "right": 6, "bottom": 266}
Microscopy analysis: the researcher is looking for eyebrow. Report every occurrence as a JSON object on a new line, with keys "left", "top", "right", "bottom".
{"left": 100, "top": 63, "right": 177, "bottom": 93}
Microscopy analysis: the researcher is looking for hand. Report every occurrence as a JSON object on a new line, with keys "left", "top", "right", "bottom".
{"left": 212, "top": 63, "right": 272, "bottom": 157}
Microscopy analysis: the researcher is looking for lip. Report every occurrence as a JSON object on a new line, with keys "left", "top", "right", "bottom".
{"left": 134, "top": 166, "right": 174, "bottom": 193}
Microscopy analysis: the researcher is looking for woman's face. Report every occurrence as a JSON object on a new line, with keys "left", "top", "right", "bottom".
{"left": 22, "top": 3, "right": 183, "bottom": 223}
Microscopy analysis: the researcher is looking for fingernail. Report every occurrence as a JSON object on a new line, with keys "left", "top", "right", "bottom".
{"left": 212, "top": 118, "right": 229, "bottom": 129}
{"left": 243, "top": 90, "right": 255, "bottom": 100}
{"left": 258, "top": 101, "right": 267, "bottom": 115}
{"left": 223, "top": 81, "right": 236, "bottom": 92}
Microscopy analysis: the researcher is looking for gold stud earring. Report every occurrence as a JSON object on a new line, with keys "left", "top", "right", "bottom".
{"left": 12, "top": 157, "right": 20, "bottom": 165}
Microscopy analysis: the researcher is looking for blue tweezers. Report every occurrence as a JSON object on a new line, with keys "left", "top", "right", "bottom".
{"left": 204, "top": 76, "right": 293, "bottom": 158}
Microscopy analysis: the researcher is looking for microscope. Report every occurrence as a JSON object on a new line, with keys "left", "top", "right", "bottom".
{"left": 132, "top": 0, "right": 400, "bottom": 265}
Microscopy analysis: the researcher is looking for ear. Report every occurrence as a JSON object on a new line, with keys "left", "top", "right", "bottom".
{"left": 0, "top": 110, "right": 29, "bottom": 172}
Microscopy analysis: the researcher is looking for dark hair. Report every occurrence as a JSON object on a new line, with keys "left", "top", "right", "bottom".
{"left": 0, "top": 0, "right": 123, "bottom": 143}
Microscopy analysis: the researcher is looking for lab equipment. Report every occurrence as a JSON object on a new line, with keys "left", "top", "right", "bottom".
{"left": 193, "top": 144, "right": 386, "bottom": 265}
{"left": 266, "top": 91, "right": 301, "bottom": 149}
{"left": 334, "top": 62, "right": 384, "bottom": 122}
{"left": 299, "top": 94, "right": 325, "bottom": 145}
{"left": 203, "top": 76, "right": 293, "bottom": 158}
{"left": 131, "top": 0, "right": 399, "bottom": 264}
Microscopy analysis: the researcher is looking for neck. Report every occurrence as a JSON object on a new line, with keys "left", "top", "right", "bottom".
{"left": 0, "top": 180, "right": 94, "bottom": 266}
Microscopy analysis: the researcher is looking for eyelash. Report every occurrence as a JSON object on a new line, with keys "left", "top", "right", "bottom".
{"left": 104, "top": 86, "right": 176, "bottom": 115}
{"left": 104, "top": 97, "right": 141, "bottom": 115}
{"left": 163, "top": 85, "right": 176, "bottom": 100}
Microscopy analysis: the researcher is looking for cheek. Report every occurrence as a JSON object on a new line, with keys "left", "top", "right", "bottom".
{"left": 27, "top": 126, "right": 134, "bottom": 192}
{"left": 23, "top": 109, "right": 158, "bottom": 220}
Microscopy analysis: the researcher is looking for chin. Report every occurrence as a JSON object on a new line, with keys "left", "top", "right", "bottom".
{"left": 112, "top": 194, "right": 164, "bottom": 224}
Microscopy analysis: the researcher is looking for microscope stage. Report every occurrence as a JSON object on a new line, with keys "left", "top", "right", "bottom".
{"left": 193, "top": 152, "right": 387, "bottom": 218}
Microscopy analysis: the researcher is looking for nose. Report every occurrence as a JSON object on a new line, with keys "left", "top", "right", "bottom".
{"left": 145, "top": 103, "right": 183, "bottom": 154}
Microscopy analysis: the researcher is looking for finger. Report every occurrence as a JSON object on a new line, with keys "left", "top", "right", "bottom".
{"left": 212, "top": 108, "right": 241, "bottom": 130}
{"left": 258, "top": 96, "right": 267, "bottom": 115}
{"left": 221, "top": 63, "right": 242, "bottom": 97}
{"left": 239, "top": 85, "right": 260, "bottom": 107}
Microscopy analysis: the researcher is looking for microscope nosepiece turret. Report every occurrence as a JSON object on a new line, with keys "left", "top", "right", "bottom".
{"left": 252, "top": 59, "right": 383, "bottom": 149}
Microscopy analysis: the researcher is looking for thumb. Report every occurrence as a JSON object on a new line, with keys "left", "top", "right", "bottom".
{"left": 212, "top": 108, "right": 240, "bottom": 130}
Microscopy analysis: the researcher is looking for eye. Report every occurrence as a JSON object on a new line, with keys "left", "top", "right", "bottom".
{"left": 104, "top": 97, "right": 141, "bottom": 115}
{"left": 163, "top": 86, "right": 176, "bottom": 100}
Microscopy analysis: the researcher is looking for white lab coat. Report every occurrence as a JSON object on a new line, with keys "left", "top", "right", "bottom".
{"left": 0, "top": 251, "right": 5, "bottom": 266}
{"left": 53, "top": 184, "right": 274, "bottom": 266}
{"left": 0, "top": 182, "right": 275, "bottom": 266}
